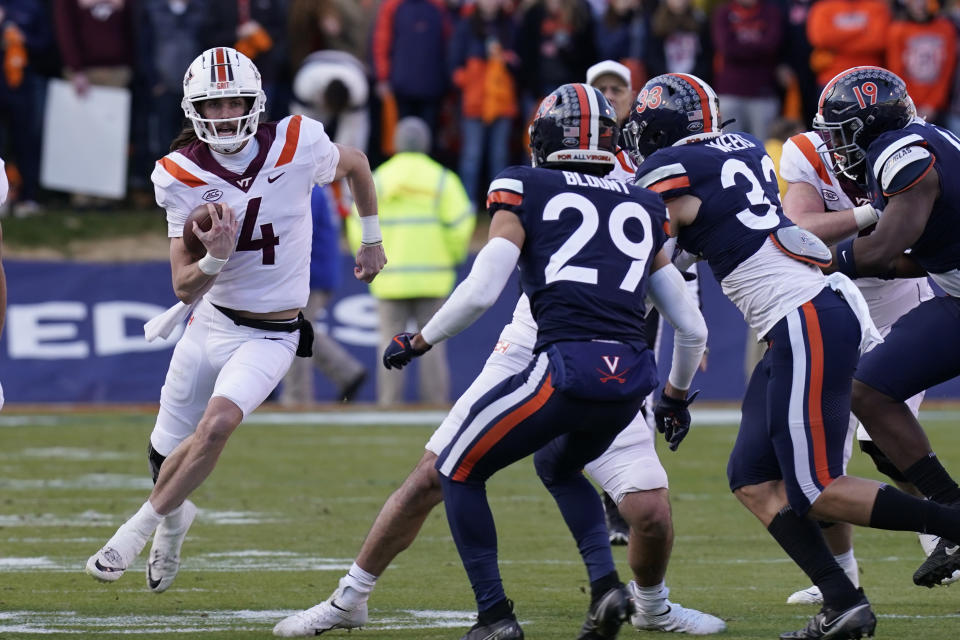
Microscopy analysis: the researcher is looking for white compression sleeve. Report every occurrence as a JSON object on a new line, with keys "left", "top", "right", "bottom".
{"left": 647, "top": 264, "right": 707, "bottom": 390}
{"left": 421, "top": 237, "right": 521, "bottom": 345}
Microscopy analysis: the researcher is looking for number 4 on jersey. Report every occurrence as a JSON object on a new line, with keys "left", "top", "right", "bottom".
{"left": 236, "top": 197, "right": 280, "bottom": 264}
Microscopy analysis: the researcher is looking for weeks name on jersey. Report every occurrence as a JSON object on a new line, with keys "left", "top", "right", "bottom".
{"left": 704, "top": 133, "right": 757, "bottom": 153}
{"left": 562, "top": 170, "right": 629, "bottom": 193}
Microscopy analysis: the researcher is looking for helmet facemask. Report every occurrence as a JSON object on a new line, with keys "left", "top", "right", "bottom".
{"left": 183, "top": 95, "right": 264, "bottom": 154}
{"left": 813, "top": 113, "right": 867, "bottom": 183}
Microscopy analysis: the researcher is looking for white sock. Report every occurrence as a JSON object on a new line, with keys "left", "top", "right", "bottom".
{"left": 336, "top": 562, "right": 378, "bottom": 608}
{"left": 633, "top": 580, "right": 668, "bottom": 615}
{"left": 833, "top": 549, "right": 860, "bottom": 588}
{"left": 157, "top": 501, "right": 192, "bottom": 537}
{"left": 105, "top": 501, "right": 164, "bottom": 561}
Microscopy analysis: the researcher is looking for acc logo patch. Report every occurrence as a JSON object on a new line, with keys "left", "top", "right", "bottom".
{"left": 822, "top": 189, "right": 839, "bottom": 202}
{"left": 202, "top": 188, "right": 223, "bottom": 202}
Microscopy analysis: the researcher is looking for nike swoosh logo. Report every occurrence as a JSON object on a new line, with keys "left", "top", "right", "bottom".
{"left": 147, "top": 566, "right": 161, "bottom": 589}
{"left": 95, "top": 559, "right": 123, "bottom": 573}
{"left": 841, "top": 250, "right": 848, "bottom": 261}
{"left": 267, "top": 172, "right": 285, "bottom": 184}
{"left": 946, "top": 545, "right": 959, "bottom": 555}
{"left": 818, "top": 603, "right": 866, "bottom": 634}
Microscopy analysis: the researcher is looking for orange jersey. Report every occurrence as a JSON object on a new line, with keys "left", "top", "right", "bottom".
{"left": 806, "top": 0, "right": 891, "bottom": 85}
{"left": 886, "top": 17, "right": 957, "bottom": 112}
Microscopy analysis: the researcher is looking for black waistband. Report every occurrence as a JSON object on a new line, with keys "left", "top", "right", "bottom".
{"left": 213, "top": 304, "right": 301, "bottom": 332}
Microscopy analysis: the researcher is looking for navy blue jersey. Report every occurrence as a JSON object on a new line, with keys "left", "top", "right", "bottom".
{"left": 487, "top": 165, "right": 668, "bottom": 351}
{"left": 633, "top": 133, "right": 794, "bottom": 282}
{"left": 866, "top": 122, "right": 960, "bottom": 276}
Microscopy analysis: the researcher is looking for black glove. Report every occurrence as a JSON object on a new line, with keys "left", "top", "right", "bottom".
{"left": 654, "top": 389, "right": 700, "bottom": 451}
{"left": 382, "top": 332, "right": 431, "bottom": 370}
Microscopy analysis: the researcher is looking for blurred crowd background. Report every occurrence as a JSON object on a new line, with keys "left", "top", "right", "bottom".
{"left": 2, "top": 0, "right": 959, "bottom": 218}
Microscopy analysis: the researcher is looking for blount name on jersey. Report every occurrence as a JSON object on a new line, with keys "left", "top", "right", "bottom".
{"left": 562, "top": 171, "right": 629, "bottom": 193}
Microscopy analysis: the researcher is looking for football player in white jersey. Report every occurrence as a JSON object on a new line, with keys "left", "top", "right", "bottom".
{"left": 779, "top": 129, "right": 941, "bottom": 604}
{"left": 85, "top": 47, "right": 386, "bottom": 592}
{"left": 273, "top": 82, "right": 725, "bottom": 638}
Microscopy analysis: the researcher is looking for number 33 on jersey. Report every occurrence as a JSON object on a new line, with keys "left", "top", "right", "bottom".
{"left": 151, "top": 114, "right": 339, "bottom": 313}
{"left": 487, "top": 164, "right": 668, "bottom": 351}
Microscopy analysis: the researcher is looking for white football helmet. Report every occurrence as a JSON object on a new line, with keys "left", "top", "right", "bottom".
{"left": 181, "top": 47, "right": 266, "bottom": 153}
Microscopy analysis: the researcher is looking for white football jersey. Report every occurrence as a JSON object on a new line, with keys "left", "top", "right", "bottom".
{"left": 152, "top": 115, "right": 339, "bottom": 313}
{"left": 780, "top": 131, "right": 932, "bottom": 328}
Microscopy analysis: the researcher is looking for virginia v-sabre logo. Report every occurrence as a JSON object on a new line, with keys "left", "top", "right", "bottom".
{"left": 597, "top": 355, "right": 628, "bottom": 384}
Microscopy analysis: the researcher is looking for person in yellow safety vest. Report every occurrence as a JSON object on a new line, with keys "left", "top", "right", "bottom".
{"left": 347, "top": 116, "right": 474, "bottom": 406}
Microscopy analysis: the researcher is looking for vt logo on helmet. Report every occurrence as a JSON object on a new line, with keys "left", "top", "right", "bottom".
{"left": 622, "top": 73, "right": 722, "bottom": 162}
{"left": 529, "top": 83, "right": 619, "bottom": 174}
{"left": 814, "top": 66, "right": 916, "bottom": 185}
{"left": 181, "top": 47, "right": 267, "bottom": 154}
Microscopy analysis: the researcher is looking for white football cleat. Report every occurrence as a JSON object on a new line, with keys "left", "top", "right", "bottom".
{"left": 86, "top": 546, "right": 132, "bottom": 582}
{"left": 146, "top": 500, "right": 197, "bottom": 593}
{"left": 628, "top": 582, "right": 726, "bottom": 635}
{"left": 273, "top": 587, "right": 368, "bottom": 637}
{"left": 86, "top": 525, "right": 151, "bottom": 583}
{"left": 786, "top": 585, "right": 823, "bottom": 605}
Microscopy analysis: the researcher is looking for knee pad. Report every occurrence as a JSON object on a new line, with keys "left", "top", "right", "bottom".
{"left": 148, "top": 443, "right": 166, "bottom": 484}
{"left": 858, "top": 439, "right": 907, "bottom": 483}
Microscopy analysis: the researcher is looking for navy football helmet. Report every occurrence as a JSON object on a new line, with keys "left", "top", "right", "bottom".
{"left": 622, "top": 73, "right": 722, "bottom": 162}
{"left": 814, "top": 66, "right": 916, "bottom": 183}
{"left": 529, "top": 83, "right": 619, "bottom": 174}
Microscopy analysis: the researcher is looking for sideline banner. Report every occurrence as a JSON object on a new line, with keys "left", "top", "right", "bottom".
{"left": 2, "top": 259, "right": 958, "bottom": 404}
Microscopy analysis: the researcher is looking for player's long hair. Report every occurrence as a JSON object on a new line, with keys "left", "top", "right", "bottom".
{"left": 170, "top": 119, "right": 198, "bottom": 152}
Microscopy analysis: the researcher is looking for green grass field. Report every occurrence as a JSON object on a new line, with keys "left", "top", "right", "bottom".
{"left": 2, "top": 409, "right": 960, "bottom": 639}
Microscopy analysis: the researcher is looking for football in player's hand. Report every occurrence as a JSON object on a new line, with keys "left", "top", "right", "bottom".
{"left": 182, "top": 203, "right": 221, "bottom": 258}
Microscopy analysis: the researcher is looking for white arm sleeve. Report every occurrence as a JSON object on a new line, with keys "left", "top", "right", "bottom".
{"left": 421, "top": 237, "right": 521, "bottom": 345}
{"left": 647, "top": 264, "right": 707, "bottom": 390}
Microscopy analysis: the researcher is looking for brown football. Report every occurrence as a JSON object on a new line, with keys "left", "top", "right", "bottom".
{"left": 182, "top": 203, "right": 221, "bottom": 258}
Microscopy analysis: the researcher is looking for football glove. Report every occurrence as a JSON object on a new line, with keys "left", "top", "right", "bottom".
{"left": 654, "top": 389, "right": 700, "bottom": 451}
{"left": 382, "top": 332, "right": 431, "bottom": 370}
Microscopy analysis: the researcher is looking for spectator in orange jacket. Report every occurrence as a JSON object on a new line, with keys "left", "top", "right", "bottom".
{"left": 806, "top": 0, "right": 891, "bottom": 88}
{"left": 887, "top": 0, "right": 957, "bottom": 121}
{"left": 450, "top": 0, "right": 518, "bottom": 206}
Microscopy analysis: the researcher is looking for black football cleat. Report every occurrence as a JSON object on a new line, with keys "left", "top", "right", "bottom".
{"left": 779, "top": 596, "right": 876, "bottom": 640}
{"left": 459, "top": 617, "right": 524, "bottom": 640}
{"left": 602, "top": 492, "right": 629, "bottom": 546}
{"left": 913, "top": 538, "right": 960, "bottom": 587}
{"left": 577, "top": 584, "right": 633, "bottom": 640}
